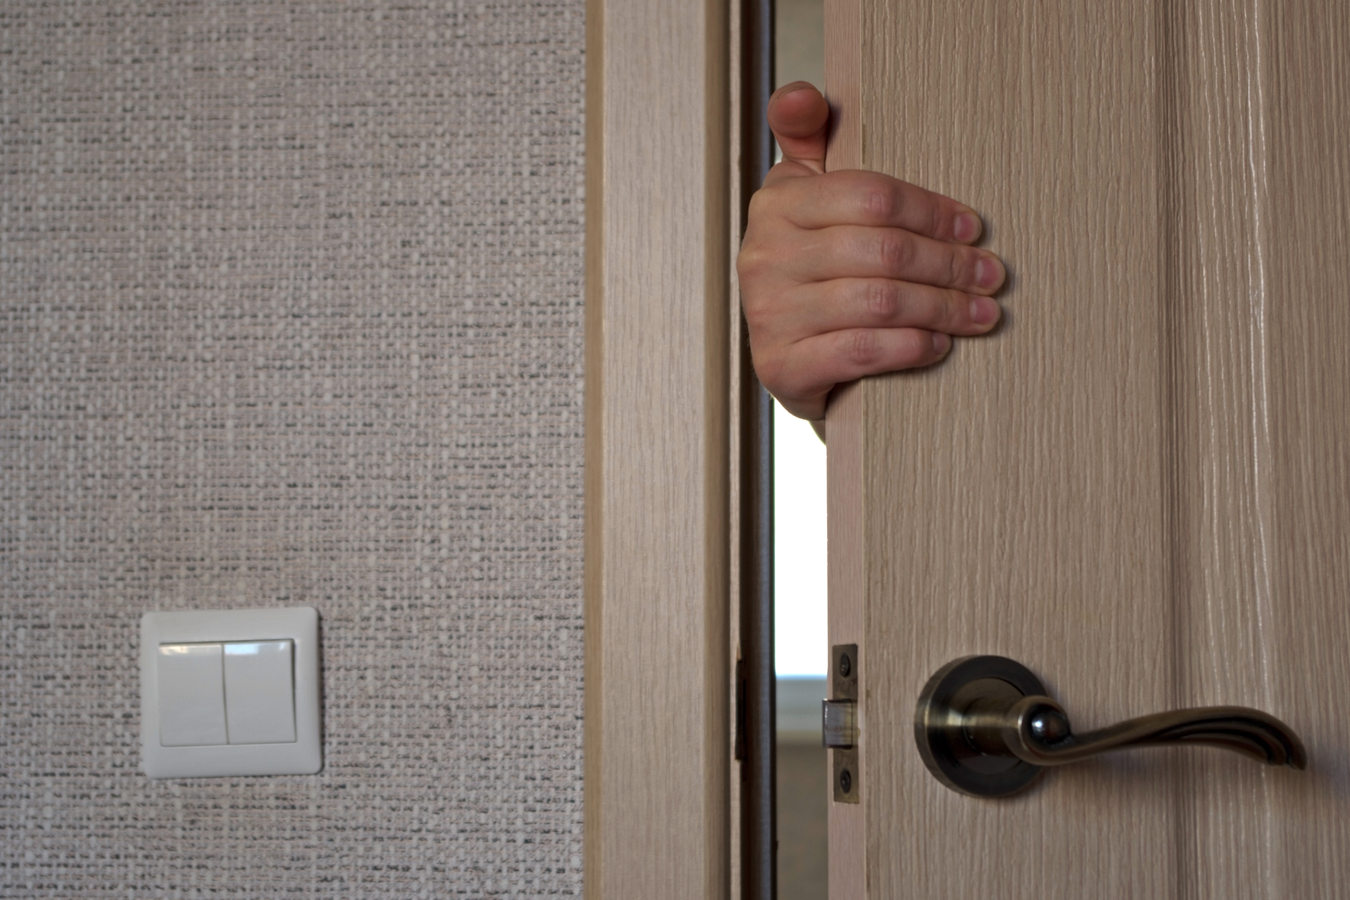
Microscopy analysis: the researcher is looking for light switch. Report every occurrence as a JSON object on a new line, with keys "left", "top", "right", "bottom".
{"left": 157, "top": 643, "right": 228, "bottom": 747}
{"left": 140, "top": 607, "right": 323, "bottom": 779}
{"left": 223, "top": 640, "right": 296, "bottom": 744}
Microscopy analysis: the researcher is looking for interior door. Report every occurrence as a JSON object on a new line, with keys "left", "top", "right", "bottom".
{"left": 823, "top": 1, "right": 1350, "bottom": 897}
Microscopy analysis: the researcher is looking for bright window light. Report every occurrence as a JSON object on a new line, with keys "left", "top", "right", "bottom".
{"left": 774, "top": 399, "right": 827, "bottom": 677}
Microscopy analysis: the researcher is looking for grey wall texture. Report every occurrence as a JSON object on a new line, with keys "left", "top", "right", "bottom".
{"left": 0, "top": 1, "right": 586, "bottom": 895}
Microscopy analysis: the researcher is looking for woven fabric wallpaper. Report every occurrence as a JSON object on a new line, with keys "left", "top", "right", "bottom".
{"left": 1, "top": 1, "right": 585, "bottom": 895}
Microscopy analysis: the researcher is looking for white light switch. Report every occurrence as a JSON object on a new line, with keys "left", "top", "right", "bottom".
{"left": 140, "top": 607, "right": 323, "bottom": 778}
{"left": 157, "top": 643, "right": 228, "bottom": 747}
{"left": 223, "top": 640, "right": 296, "bottom": 744}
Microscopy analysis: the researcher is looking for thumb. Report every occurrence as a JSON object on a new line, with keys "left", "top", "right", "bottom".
{"left": 765, "top": 81, "right": 830, "bottom": 183}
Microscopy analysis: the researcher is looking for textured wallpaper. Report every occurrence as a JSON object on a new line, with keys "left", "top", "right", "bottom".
{"left": 0, "top": 1, "right": 585, "bottom": 895}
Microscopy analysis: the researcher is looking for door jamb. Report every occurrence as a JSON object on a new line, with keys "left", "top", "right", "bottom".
{"left": 582, "top": 0, "right": 741, "bottom": 897}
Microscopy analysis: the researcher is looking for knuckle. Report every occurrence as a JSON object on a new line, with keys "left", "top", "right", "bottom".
{"left": 879, "top": 232, "right": 915, "bottom": 272}
{"left": 746, "top": 187, "right": 776, "bottom": 222}
{"left": 736, "top": 242, "right": 772, "bottom": 282}
{"left": 929, "top": 201, "right": 946, "bottom": 240}
{"left": 904, "top": 330, "right": 934, "bottom": 364}
{"left": 752, "top": 350, "right": 789, "bottom": 394}
{"left": 861, "top": 281, "right": 901, "bottom": 322}
{"left": 947, "top": 248, "right": 965, "bottom": 287}
{"left": 747, "top": 181, "right": 795, "bottom": 226}
{"left": 844, "top": 329, "right": 881, "bottom": 367}
{"left": 740, "top": 294, "right": 766, "bottom": 327}
{"left": 740, "top": 291, "right": 774, "bottom": 330}
{"left": 861, "top": 180, "right": 898, "bottom": 221}
{"left": 941, "top": 289, "right": 966, "bottom": 328}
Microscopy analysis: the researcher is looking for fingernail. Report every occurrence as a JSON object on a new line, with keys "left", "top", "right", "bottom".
{"left": 955, "top": 212, "right": 982, "bottom": 243}
{"left": 975, "top": 256, "right": 1005, "bottom": 290}
{"left": 970, "top": 297, "right": 1001, "bottom": 326}
{"left": 932, "top": 332, "right": 952, "bottom": 354}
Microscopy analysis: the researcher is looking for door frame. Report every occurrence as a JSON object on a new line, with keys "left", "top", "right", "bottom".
{"left": 582, "top": 0, "right": 758, "bottom": 897}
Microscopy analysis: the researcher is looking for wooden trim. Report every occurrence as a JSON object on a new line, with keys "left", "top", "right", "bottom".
{"left": 823, "top": 383, "right": 864, "bottom": 900}
{"left": 584, "top": 0, "right": 733, "bottom": 896}
{"left": 726, "top": 0, "right": 746, "bottom": 895}
{"left": 733, "top": 1, "right": 778, "bottom": 898}
{"left": 823, "top": 2, "right": 865, "bottom": 895}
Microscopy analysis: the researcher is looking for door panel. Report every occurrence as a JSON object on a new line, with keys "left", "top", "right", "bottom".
{"left": 1252, "top": 3, "right": 1350, "bottom": 893}
{"left": 824, "top": 2, "right": 1350, "bottom": 897}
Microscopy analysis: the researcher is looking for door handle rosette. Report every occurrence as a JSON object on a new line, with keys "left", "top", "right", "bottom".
{"left": 915, "top": 655, "right": 1307, "bottom": 798}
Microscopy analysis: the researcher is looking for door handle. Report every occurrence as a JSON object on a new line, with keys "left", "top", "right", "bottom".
{"left": 914, "top": 655, "right": 1307, "bottom": 797}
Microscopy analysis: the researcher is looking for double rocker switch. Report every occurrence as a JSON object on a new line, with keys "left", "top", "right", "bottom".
{"left": 158, "top": 640, "right": 296, "bottom": 747}
{"left": 142, "top": 608, "right": 321, "bottom": 778}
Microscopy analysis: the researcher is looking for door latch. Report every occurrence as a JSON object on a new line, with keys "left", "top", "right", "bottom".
{"left": 824, "top": 643, "right": 859, "bottom": 803}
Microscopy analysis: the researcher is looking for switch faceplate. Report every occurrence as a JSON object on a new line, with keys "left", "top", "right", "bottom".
{"left": 140, "top": 608, "right": 322, "bottom": 779}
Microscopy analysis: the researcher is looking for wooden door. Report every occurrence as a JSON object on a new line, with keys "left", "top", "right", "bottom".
{"left": 824, "top": 1, "right": 1350, "bottom": 897}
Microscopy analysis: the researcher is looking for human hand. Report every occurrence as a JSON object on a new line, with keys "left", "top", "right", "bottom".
{"left": 737, "top": 82, "right": 1006, "bottom": 422}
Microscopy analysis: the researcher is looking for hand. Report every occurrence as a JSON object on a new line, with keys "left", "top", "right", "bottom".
{"left": 737, "top": 82, "right": 1006, "bottom": 421}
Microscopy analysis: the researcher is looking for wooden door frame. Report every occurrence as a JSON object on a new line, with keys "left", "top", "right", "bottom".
{"left": 583, "top": 0, "right": 757, "bottom": 897}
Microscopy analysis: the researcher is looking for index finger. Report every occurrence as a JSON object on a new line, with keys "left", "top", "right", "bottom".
{"left": 763, "top": 169, "right": 984, "bottom": 244}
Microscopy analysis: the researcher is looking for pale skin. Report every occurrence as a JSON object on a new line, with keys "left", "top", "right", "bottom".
{"left": 738, "top": 82, "right": 1007, "bottom": 423}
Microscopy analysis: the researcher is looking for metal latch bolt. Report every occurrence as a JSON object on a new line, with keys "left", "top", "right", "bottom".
{"left": 822, "top": 699, "right": 857, "bottom": 748}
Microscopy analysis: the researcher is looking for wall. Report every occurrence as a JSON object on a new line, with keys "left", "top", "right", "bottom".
{"left": 1, "top": 1, "right": 585, "bottom": 895}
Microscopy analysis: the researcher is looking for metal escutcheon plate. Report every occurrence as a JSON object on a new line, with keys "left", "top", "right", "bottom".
{"left": 914, "top": 655, "right": 1048, "bottom": 798}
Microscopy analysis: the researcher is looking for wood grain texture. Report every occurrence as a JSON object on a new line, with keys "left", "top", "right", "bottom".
{"left": 823, "top": 381, "right": 864, "bottom": 900}
{"left": 1171, "top": 1, "right": 1350, "bottom": 896}
{"left": 727, "top": 1, "right": 745, "bottom": 895}
{"left": 825, "top": 0, "right": 1349, "bottom": 897}
{"left": 584, "top": 0, "right": 731, "bottom": 896}
{"left": 1262, "top": 3, "right": 1350, "bottom": 890}
{"left": 830, "top": 2, "right": 1178, "bottom": 896}
{"left": 823, "top": 8, "right": 865, "bottom": 896}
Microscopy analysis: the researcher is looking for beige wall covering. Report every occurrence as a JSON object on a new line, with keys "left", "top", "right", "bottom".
{"left": 1, "top": 1, "right": 585, "bottom": 895}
